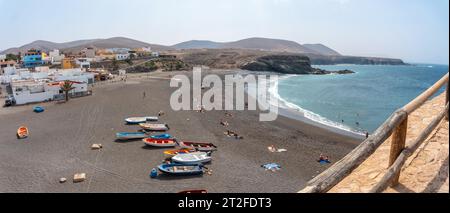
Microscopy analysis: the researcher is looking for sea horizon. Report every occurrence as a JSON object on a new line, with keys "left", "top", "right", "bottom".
{"left": 273, "top": 63, "right": 449, "bottom": 136}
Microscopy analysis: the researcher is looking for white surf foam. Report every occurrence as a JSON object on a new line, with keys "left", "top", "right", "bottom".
{"left": 268, "top": 75, "right": 367, "bottom": 137}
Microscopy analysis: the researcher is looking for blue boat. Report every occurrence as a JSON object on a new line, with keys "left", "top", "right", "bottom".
{"left": 158, "top": 163, "right": 204, "bottom": 176}
{"left": 33, "top": 106, "right": 45, "bottom": 113}
{"left": 150, "top": 134, "right": 172, "bottom": 139}
{"left": 116, "top": 132, "right": 147, "bottom": 140}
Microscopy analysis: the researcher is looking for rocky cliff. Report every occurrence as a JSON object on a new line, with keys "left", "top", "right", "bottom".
{"left": 241, "top": 55, "right": 313, "bottom": 74}
{"left": 241, "top": 55, "right": 354, "bottom": 75}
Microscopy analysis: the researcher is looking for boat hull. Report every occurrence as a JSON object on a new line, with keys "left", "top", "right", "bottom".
{"left": 33, "top": 106, "right": 44, "bottom": 113}
{"left": 172, "top": 152, "right": 212, "bottom": 164}
{"left": 143, "top": 138, "right": 176, "bottom": 147}
{"left": 17, "top": 126, "right": 29, "bottom": 139}
{"left": 116, "top": 132, "right": 147, "bottom": 140}
{"left": 179, "top": 142, "right": 217, "bottom": 152}
{"left": 178, "top": 190, "right": 208, "bottom": 194}
{"left": 125, "top": 117, "right": 158, "bottom": 124}
{"left": 150, "top": 134, "right": 172, "bottom": 139}
{"left": 164, "top": 149, "right": 196, "bottom": 156}
{"left": 158, "top": 163, "right": 204, "bottom": 176}
{"left": 139, "top": 123, "right": 169, "bottom": 131}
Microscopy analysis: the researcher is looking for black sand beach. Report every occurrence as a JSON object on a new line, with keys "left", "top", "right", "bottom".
{"left": 0, "top": 71, "right": 361, "bottom": 193}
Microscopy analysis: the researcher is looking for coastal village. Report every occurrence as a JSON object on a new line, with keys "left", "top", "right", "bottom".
{"left": 0, "top": 46, "right": 163, "bottom": 106}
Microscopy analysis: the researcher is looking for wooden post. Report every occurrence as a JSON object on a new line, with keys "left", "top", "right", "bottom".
{"left": 446, "top": 80, "right": 449, "bottom": 121}
{"left": 389, "top": 116, "right": 408, "bottom": 186}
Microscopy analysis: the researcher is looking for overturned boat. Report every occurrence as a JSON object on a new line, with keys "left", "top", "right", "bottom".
{"left": 33, "top": 106, "right": 45, "bottom": 113}
{"left": 116, "top": 132, "right": 147, "bottom": 140}
{"left": 172, "top": 152, "right": 212, "bottom": 164}
{"left": 17, "top": 126, "right": 29, "bottom": 139}
{"left": 139, "top": 123, "right": 169, "bottom": 131}
{"left": 125, "top": 117, "right": 158, "bottom": 124}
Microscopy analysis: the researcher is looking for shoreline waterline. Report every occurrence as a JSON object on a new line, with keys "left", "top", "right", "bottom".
{"left": 244, "top": 72, "right": 367, "bottom": 141}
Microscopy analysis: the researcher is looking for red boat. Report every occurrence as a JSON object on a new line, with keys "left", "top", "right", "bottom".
{"left": 143, "top": 138, "right": 176, "bottom": 147}
{"left": 178, "top": 190, "right": 208, "bottom": 194}
{"left": 179, "top": 142, "right": 217, "bottom": 151}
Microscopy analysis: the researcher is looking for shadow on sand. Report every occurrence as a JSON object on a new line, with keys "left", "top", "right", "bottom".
{"left": 114, "top": 138, "right": 144, "bottom": 143}
{"left": 153, "top": 173, "right": 204, "bottom": 181}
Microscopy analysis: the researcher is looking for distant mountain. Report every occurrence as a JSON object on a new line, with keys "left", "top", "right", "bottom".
{"left": 2, "top": 36, "right": 404, "bottom": 65}
{"left": 221, "top": 37, "right": 318, "bottom": 54}
{"left": 171, "top": 37, "right": 341, "bottom": 56}
{"left": 1, "top": 37, "right": 172, "bottom": 54}
{"left": 172, "top": 40, "right": 223, "bottom": 49}
{"left": 303, "top": 44, "right": 341, "bottom": 56}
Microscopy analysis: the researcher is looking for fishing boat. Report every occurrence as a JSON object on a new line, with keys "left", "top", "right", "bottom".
{"left": 164, "top": 148, "right": 196, "bottom": 156}
{"left": 125, "top": 117, "right": 158, "bottom": 124}
{"left": 150, "top": 134, "right": 172, "bottom": 139}
{"left": 139, "top": 123, "right": 169, "bottom": 131}
{"left": 116, "top": 132, "right": 147, "bottom": 140}
{"left": 17, "top": 126, "right": 29, "bottom": 139}
{"left": 143, "top": 138, "right": 176, "bottom": 147}
{"left": 33, "top": 106, "right": 44, "bottom": 113}
{"left": 172, "top": 152, "right": 212, "bottom": 164}
{"left": 178, "top": 190, "right": 208, "bottom": 194}
{"left": 179, "top": 141, "right": 217, "bottom": 152}
{"left": 158, "top": 163, "right": 204, "bottom": 176}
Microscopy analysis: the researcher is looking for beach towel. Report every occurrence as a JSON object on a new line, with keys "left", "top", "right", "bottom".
{"left": 262, "top": 163, "right": 281, "bottom": 171}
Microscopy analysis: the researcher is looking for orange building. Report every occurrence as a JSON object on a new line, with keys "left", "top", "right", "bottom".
{"left": 62, "top": 58, "right": 76, "bottom": 69}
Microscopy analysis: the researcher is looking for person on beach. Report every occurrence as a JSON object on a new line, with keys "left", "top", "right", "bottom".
{"left": 143, "top": 91, "right": 146, "bottom": 99}
{"left": 366, "top": 132, "right": 369, "bottom": 139}
{"left": 318, "top": 154, "right": 325, "bottom": 162}
{"left": 318, "top": 154, "right": 331, "bottom": 164}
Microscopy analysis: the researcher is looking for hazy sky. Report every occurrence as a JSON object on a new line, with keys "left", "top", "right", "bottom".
{"left": 0, "top": 0, "right": 448, "bottom": 64}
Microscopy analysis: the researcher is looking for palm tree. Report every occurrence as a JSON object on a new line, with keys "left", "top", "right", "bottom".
{"left": 112, "top": 58, "right": 119, "bottom": 71}
{"left": 60, "top": 80, "right": 75, "bottom": 102}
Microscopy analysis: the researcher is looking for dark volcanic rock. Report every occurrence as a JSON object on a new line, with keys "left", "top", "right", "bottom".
{"left": 241, "top": 55, "right": 314, "bottom": 74}
{"left": 311, "top": 68, "right": 354, "bottom": 75}
{"left": 240, "top": 55, "right": 354, "bottom": 75}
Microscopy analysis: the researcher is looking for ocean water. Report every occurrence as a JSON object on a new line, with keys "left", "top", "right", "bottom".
{"left": 276, "top": 64, "right": 449, "bottom": 134}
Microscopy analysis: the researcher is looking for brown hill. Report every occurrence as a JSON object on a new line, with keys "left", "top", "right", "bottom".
{"left": 1, "top": 37, "right": 172, "bottom": 54}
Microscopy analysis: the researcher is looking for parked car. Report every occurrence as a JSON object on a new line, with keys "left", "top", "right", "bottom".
{"left": 4, "top": 97, "right": 15, "bottom": 107}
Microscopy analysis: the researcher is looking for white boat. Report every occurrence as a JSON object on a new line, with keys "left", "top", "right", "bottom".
{"left": 139, "top": 123, "right": 169, "bottom": 131}
{"left": 172, "top": 152, "right": 212, "bottom": 164}
{"left": 125, "top": 117, "right": 158, "bottom": 124}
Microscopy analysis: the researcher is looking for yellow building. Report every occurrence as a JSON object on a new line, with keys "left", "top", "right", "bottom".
{"left": 62, "top": 58, "right": 76, "bottom": 69}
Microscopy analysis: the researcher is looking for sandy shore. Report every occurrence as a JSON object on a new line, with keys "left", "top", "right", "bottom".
{"left": 0, "top": 70, "right": 361, "bottom": 193}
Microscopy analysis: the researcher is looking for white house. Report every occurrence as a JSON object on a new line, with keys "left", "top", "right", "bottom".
{"left": 5, "top": 68, "right": 95, "bottom": 105}
{"left": 52, "top": 68, "right": 95, "bottom": 84}
{"left": 49, "top": 49, "right": 65, "bottom": 65}
{"left": 10, "top": 79, "right": 90, "bottom": 105}
{"left": 75, "top": 58, "right": 91, "bottom": 69}
{"left": 115, "top": 53, "right": 130, "bottom": 61}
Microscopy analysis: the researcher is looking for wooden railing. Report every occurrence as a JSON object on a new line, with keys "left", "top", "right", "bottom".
{"left": 299, "top": 72, "right": 449, "bottom": 193}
